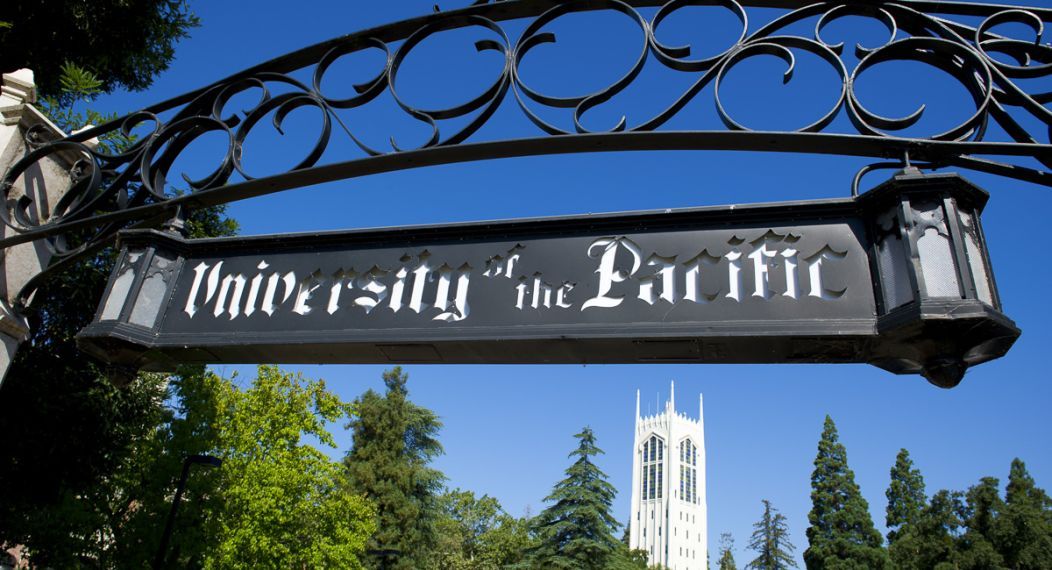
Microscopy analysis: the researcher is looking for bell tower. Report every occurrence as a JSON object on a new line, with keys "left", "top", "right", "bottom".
{"left": 629, "top": 382, "right": 707, "bottom": 569}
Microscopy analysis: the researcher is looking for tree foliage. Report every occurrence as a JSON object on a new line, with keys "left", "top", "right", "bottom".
{"left": 997, "top": 459, "right": 1052, "bottom": 569}
{"left": 886, "top": 448, "right": 927, "bottom": 545}
{"left": 205, "top": 365, "right": 375, "bottom": 569}
{"left": 718, "top": 532, "right": 739, "bottom": 570}
{"left": 803, "top": 416, "right": 889, "bottom": 570}
{"left": 527, "top": 427, "right": 622, "bottom": 570}
{"left": 1, "top": 363, "right": 374, "bottom": 568}
{"left": 0, "top": 0, "right": 199, "bottom": 97}
{"left": 882, "top": 457, "right": 1052, "bottom": 570}
{"left": 344, "top": 367, "right": 445, "bottom": 570}
{"left": 428, "top": 489, "right": 534, "bottom": 570}
{"left": 888, "top": 489, "right": 963, "bottom": 570}
{"left": 747, "top": 500, "right": 797, "bottom": 569}
{"left": 0, "top": 370, "right": 176, "bottom": 567}
{"left": 0, "top": 148, "right": 235, "bottom": 570}
{"left": 956, "top": 476, "right": 1007, "bottom": 569}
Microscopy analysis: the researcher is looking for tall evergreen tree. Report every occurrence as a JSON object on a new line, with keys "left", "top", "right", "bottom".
{"left": 956, "top": 476, "right": 1006, "bottom": 569}
{"left": 718, "top": 532, "right": 739, "bottom": 570}
{"left": 886, "top": 448, "right": 927, "bottom": 544}
{"left": 747, "top": 500, "right": 797, "bottom": 569}
{"left": 803, "top": 416, "right": 889, "bottom": 570}
{"left": 344, "top": 367, "right": 445, "bottom": 570}
{"left": 996, "top": 459, "right": 1052, "bottom": 569}
{"left": 889, "top": 489, "right": 963, "bottom": 570}
{"left": 527, "top": 427, "right": 621, "bottom": 570}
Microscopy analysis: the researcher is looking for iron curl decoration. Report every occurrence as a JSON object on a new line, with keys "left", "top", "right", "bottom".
{"left": 3, "top": 0, "right": 1052, "bottom": 305}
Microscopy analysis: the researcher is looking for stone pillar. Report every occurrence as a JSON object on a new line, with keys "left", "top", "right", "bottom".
{"left": 0, "top": 69, "right": 78, "bottom": 385}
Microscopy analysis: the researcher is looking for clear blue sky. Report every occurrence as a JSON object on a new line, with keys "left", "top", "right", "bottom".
{"left": 86, "top": 0, "right": 1052, "bottom": 564}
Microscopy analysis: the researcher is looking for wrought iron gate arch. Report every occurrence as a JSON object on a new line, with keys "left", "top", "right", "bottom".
{"left": 3, "top": 0, "right": 1052, "bottom": 307}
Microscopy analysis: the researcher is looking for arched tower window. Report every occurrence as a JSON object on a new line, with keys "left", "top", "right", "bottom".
{"left": 679, "top": 438, "right": 698, "bottom": 504}
{"left": 641, "top": 434, "right": 664, "bottom": 500}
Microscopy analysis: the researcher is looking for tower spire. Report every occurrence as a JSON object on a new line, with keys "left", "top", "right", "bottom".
{"left": 635, "top": 389, "right": 640, "bottom": 419}
{"left": 669, "top": 380, "right": 676, "bottom": 414}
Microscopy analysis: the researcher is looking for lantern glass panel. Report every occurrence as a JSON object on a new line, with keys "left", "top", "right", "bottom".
{"left": 875, "top": 209, "right": 912, "bottom": 311}
{"left": 913, "top": 200, "right": 960, "bottom": 298}
{"left": 99, "top": 250, "right": 144, "bottom": 321}
{"left": 129, "top": 251, "right": 176, "bottom": 328}
{"left": 959, "top": 209, "right": 994, "bottom": 306}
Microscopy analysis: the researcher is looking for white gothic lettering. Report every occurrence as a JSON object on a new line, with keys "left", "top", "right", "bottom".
{"left": 180, "top": 231, "right": 846, "bottom": 324}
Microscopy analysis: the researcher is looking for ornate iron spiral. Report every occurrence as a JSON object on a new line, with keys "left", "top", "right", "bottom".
{"left": 2, "top": 0, "right": 1051, "bottom": 304}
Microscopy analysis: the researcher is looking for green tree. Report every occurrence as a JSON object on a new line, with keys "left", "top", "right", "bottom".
{"left": 886, "top": 449, "right": 927, "bottom": 544}
{"left": 803, "top": 416, "right": 889, "bottom": 570}
{"left": 527, "top": 427, "right": 621, "bottom": 570}
{"left": 0, "top": 20, "right": 232, "bottom": 569}
{"left": 205, "top": 365, "right": 375, "bottom": 569}
{"left": 429, "top": 489, "right": 534, "bottom": 570}
{"left": 344, "top": 367, "right": 445, "bottom": 570}
{"left": 0, "top": 0, "right": 199, "bottom": 97}
{"left": 613, "top": 528, "right": 651, "bottom": 570}
{"left": 889, "top": 489, "right": 963, "bottom": 570}
{"left": 0, "top": 370, "right": 176, "bottom": 567}
{"left": 718, "top": 532, "right": 739, "bottom": 570}
{"left": 747, "top": 500, "right": 797, "bottom": 569}
{"left": 0, "top": 67, "right": 236, "bottom": 561}
{"left": 34, "top": 62, "right": 139, "bottom": 154}
{"left": 431, "top": 490, "right": 497, "bottom": 570}
{"left": 955, "top": 477, "right": 1006, "bottom": 570}
{"left": 109, "top": 366, "right": 227, "bottom": 568}
{"left": 2, "top": 363, "right": 374, "bottom": 569}
{"left": 478, "top": 511, "right": 535, "bottom": 569}
{"left": 610, "top": 548, "right": 651, "bottom": 570}
{"left": 996, "top": 459, "right": 1052, "bottom": 569}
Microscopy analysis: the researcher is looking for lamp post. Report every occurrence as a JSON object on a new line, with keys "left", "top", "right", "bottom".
{"left": 153, "top": 454, "right": 222, "bottom": 570}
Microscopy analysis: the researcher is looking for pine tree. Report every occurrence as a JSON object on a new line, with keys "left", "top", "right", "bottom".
{"left": 956, "top": 476, "right": 1006, "bottom": 569}
{"left": 718, "top": 532, "right": 739, "bottom": 570}
{"left": 886, "top": 448, "right": 927, "bottom": 544}
{"left": 344, "top": 367, "right": 445, "bottom": 570}
{"left": 889, "top": 489, "right": 963, "bottom": 570}
{"left": 747, "top": 500, "right": 797, "bottom": 569}
{"left": 996, "top": 459, "right": 1052, "bottom": 568}
{"left": 527, "top": 427, "right": 621, "bottom": 570}
{"left": 803, "top": 416, "right": 889, "bottom": 570}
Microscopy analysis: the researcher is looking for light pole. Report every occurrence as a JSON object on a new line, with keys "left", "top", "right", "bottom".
{"left": 153, "top": 454, "right": 222, "bottom": 570}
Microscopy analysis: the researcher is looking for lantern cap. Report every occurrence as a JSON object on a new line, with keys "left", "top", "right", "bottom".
{"left": 859, "top": 170, "right": 990, "bottom": 214}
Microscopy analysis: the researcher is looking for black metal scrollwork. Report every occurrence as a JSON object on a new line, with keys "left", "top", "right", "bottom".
{"left": 2, "top": 0, "right": 1052, "bottom": 305}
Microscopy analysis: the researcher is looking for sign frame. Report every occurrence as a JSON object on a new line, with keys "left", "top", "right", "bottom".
{"left": 77, "top": 172, "right": 1019, "bottom": 387}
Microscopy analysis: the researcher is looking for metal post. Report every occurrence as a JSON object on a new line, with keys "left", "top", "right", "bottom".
{"left": 153, "top": 454, "right": 222, "bottom": 570}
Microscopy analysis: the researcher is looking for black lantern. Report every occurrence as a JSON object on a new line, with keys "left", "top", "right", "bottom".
{"left": 86, "top": 236, "right": 186, "bottom": 373}
{"left": 861, "top": 169, "right": 1019, "bottom": 388}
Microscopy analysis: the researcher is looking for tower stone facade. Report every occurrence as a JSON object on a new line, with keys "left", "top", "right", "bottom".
{"left": 629, "top": 382, "right": 707, "bottom": 569}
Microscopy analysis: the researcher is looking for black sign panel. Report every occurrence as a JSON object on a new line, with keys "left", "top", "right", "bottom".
{"left": 77, "top": 174, "right": 1019, "bottom": 386}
